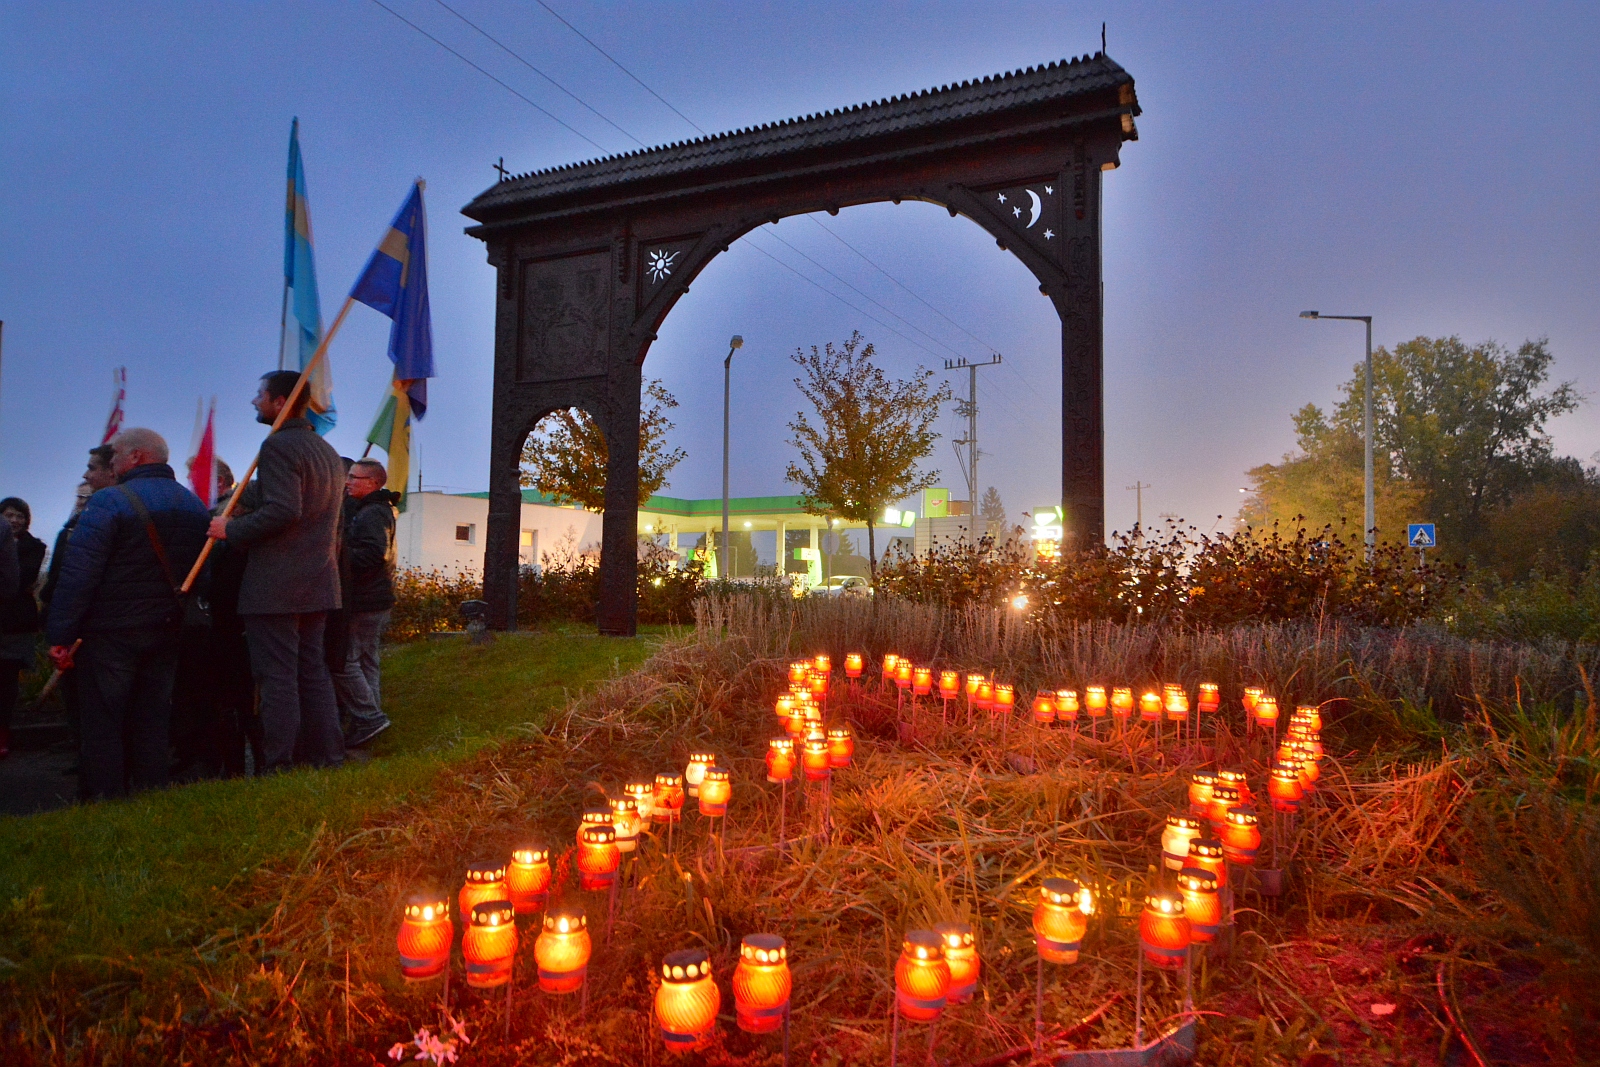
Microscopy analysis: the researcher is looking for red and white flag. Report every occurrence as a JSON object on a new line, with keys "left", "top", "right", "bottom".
{"left": 188, "top": 397, "right": 217, "bottom": 506}
{"left": 101, "top": 366, "right": 127, "bottom": 444}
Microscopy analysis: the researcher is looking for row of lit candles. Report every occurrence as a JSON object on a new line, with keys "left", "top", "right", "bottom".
{"left": 797, "top": 651, "right": 1326, "bottom": 732}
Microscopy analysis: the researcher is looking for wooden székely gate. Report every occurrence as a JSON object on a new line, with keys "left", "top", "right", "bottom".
{"left": 462, "top": 53, "right": 1140, "bottom": 635}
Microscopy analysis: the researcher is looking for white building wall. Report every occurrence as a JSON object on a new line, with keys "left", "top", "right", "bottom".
{"left": 394, "top": 492, "right": 603, "bottom": 575}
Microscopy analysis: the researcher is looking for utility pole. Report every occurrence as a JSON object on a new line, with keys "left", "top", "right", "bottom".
{"left": 1126, "top": 481, "right": 1150, "bottom": 533}
{"left": 721, "top": 335, "right": 744, "bottom": 578}
{"left": 944, "top": 355, "right": 1002, "bottom": 514}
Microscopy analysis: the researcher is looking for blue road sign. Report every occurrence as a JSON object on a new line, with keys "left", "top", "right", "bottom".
{"left": 1407, "top": 523, "right": 1437, "bottom": 548}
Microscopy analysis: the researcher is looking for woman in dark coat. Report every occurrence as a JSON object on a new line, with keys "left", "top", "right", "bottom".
{"left": 1, "top": 497, "right": 47, "bottom": 757}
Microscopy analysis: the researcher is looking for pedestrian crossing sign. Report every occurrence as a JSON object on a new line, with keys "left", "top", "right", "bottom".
{"left": 1407, "top": 523, "right": 1436, "bottom": 548}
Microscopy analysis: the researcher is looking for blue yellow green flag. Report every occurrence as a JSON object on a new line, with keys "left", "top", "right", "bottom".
{"left": 282, "top": 118, "right": 335, "bottom": 433}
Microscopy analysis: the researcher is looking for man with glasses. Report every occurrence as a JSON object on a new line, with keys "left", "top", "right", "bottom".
{"left": 333, "top": 459, "right": 398, "bottom": 747}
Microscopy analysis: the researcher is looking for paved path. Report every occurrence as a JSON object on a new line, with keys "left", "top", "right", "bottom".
{"left": 0, "top": 740, "right": 79, "bottom": 816}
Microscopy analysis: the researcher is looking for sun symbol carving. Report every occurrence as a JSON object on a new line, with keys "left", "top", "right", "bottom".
{"left": 646, "top": 249, "right": 679, "bottom": 283}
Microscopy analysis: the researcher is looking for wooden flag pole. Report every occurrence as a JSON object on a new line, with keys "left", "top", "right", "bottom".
{"left": 180, "top": 294, "right": 357, "bottom": 593}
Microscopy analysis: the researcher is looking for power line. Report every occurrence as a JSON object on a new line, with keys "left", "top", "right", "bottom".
{"left": 430, "top": 0, "right": 648, "bottom": 147}
{"left": 740, "top": 237, "right": 949, "bottom": 363}
{"left": 806, "top": 215, "right": 1005, "bottom": 357}
{"left": 743, "top": 234, "right": 1039, "bottom": 430}
{"left": 366, "top": 0, "right": 608, "bottom": 151}
{"left": 532, "top": 0, "right": 708, "bottom": 135}
{"left": 760, "top": 228, "right": 978, "bottom": 362}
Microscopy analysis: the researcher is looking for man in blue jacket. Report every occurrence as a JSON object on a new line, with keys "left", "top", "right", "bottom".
{"left": 47, "top": 427, "right": 209, "bottom": 799}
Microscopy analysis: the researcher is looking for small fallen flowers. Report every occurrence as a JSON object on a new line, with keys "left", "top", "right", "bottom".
{"left": 388, "top": 1016, "right": 471, "bottom": 1065}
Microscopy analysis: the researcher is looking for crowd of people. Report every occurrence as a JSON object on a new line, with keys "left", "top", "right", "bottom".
{"left": 0, "top": 369, "right": 400, "bottom": 800}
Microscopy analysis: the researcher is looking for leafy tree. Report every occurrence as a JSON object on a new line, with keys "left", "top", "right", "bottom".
{"left": 1243, "top": 336, "right": 1581, "bottom": 557}
{"left": 520, "top": 379, "right": 687, "bottom": 511}
{"left": 784, "top": 332, "right": 951, "bottom": 578}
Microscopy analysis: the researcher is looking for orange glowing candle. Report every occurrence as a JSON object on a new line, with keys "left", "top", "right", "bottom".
{"left": 578, "top": 805, "right": 612, "bottom": 846}
{"left": 803, "top": 737, "right": 831, "bottom": 781}
{"left": 625, "top": 779, "right": 655, "bottom": 821}
{"left": 653, "top": 772, "right": 685, "bottom": 823}
{"left": 788, "top": 661, "right": 808, "bottom": 685}
{"left": 1176, "top": 867, "right": 1221, "bottom": 944}
{"left": 1056, "top": 689, "right": 1080, "bottom": 721}
{"left": 1197, "top": 682, "right": 1220, "bottom": 713}
{"left": 1242, "top": 686, "right": 1263, "bottom": 713}
{"left": 1085, "top": 685, "right": 1108, "bottom": 718}
{"left": 1207, "top": 784, "right": 1242, "bottom": 831}
{"left": 1217, "top": 767, "right": 1253, "bottom": 807}
{"left": 939, "top": 670, "right": 961, "bottom": 700}
{"left": 994, "top": 683, "right": 1015, "bottom": 714}
{"left": 462, "top": 900, "right": 516, "bottom": 989}
{"left": 1189, "top": 772, "right": 1216, "bottom": 815}
{"left": 1139, "top": 890, "right": 1191, "bottom": 970}
{"left": 656, "top": 948, "right": 720, "bottom": 1053}
{"left": 397, "top": 889, "right": 452, "bottom": 981}
{"left": 895, "top": 662, "right": 913, "bottom": 690}
{"left": 1187, "top": 837, "right": 1227, "bottom": 890}
{"left": 459, "top": 859, "right": 507, "bottom": 919}
{"left": 1032, "top": 692, "right": 1057, "bottom": 725}
{"left": 698, "top": 766, "right": 731, "bottom": 818}
{"left": 827, "top": 726, "right": 854, "bottom": 768}
{"left": 1111, "top": 687, "right": 1134, "bottom": 721}
{"left": 507, "top": 843, "right": 552, "bottom": 915}
{"left": 577, "top": 824, "right": 620, "bottom": 890}
{"left": 1033, "top": 877, "right": 1089, "bottom": 964}
{"left": 1268, "top": 761, "right": 1303, "bottom": 812}
{"left": 882, "top": 654, "right": 900, "bottom": 681}
{"left": 974, "top": 681, "right": 995, "bottom": 712}
{"left": 1296, "top": 704, "right": 1323, "bottom": 731}
{"left": 934, "top": 922, "right": 980, "bottom": 1003}
{"left": 894, "top": 930, "right": 951, "bottom": 1023}
{"left": 733, "top": 933, "right": 791, "bottom": 1034}
{"left": 1164, "top": 684, "right": 1189, "bottom": 722}
{"left": 534, "top": 905, "right": 589, "bottom": 993}
{"left": 814, "top": 653, "right": 831, "bottom": 675}
{"left": 1139, "top": 690, "right": 1162, "bottom": 722}
{"left": 965, "top": 672, "right": 984, "bottom": 699}
{"left": 844, "top": 652, "right": 864, "bottom": 679}
{"left": 766, "top": 738, "right": 796, "bottom": 783}
{"left": 1254, "top": 694, "right": 1280, "bottom": 727}
{"left": 913, "top": 666, "right": 933, "bottom": 696}
{"left": 1221, "top": 808, "right": 1261, "bottom": 866}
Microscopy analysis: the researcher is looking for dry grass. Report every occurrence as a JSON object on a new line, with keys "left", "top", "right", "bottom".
{"left": 5, "top": 595, "right": 1597, "bottom": 1064}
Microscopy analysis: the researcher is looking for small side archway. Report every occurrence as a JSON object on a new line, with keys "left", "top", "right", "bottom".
{"left": 464, "top": 54, "right": 1140, "bottom": 635}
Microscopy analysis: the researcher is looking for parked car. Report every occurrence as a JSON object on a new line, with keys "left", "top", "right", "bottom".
{"left": 815, "top": 575, "right": 872, "bottom": 598}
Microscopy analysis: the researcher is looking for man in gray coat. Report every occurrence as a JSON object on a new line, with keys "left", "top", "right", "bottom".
{"left": 208, "top": 370, "right": 346, "bottom": 771}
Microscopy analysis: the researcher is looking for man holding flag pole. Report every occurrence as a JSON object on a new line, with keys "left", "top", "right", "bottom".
{"left": 190, "top": 178, "right": 433, "bottom": 770}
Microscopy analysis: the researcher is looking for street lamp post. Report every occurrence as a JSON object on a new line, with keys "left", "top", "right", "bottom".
{"left": 722, "top": 335, "right": 744, "bottom": 579}
{"left": 1300, "top": 311, "right": 1374, "bottom": 557}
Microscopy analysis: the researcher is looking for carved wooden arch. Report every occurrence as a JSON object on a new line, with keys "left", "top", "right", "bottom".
{"left": 466, "top": 54, "right": 1140, "bottom": 634}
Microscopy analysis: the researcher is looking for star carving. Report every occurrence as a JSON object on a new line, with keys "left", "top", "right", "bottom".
{"left": 1043, "top": 229, "right": 1054, "bottom": 240}
{"left": 996, "top": 193, "right": 1007, "bottom": 203}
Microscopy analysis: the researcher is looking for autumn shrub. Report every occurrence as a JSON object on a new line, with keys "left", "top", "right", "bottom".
{"left": 387, "top": 566, "right": 482, "bottom": 641}
{"left": 876, "top": 518, "right": 1460, "bottom": 627}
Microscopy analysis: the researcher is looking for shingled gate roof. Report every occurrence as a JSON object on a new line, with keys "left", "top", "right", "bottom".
{"left": 462, "top": 52, "right": 1137, "bottom": 224}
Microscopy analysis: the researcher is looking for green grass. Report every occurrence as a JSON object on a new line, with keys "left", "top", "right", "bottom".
{"left": 0, "top": 627, "right": 669, "bottom": 978}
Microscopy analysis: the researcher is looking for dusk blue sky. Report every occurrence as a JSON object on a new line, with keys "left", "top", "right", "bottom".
{"left": 3, "top": 2, "right": 1597, "bottom": 549}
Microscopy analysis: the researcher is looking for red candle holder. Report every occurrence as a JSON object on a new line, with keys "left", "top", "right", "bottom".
{"left": 463, "top": 900, "right": 516, "bottom": 989}
{"left": 1139, "top": 890, "right": 1191, "bottom": 970}
{"left": 895, "top": 930, "right": 950, "bottom": 1023}
{"left": 766, "top": 738, "right": 796, "bottom": 783}
{"left": 733, "top": 933, "right": 791, "bottom": 1034}
{"left": 534, "top": 905, "right": 589, "bottom": 993}
{"left": 507, "top": 843, "right": 552, "bottom": 915}
{"left": 397, "top": 888, "right": 452, "bottom": 981}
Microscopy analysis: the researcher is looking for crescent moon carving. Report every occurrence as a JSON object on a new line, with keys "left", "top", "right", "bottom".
{"left": 1026, "top": 189, "right": 1042, "bottom": 228}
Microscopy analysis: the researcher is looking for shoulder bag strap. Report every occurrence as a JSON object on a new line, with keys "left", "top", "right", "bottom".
{"left": 115, "top": 484, "right": 181, "bottom": 595}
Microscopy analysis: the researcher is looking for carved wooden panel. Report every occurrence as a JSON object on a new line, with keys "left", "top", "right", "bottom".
{"left": 517, "top": 250, "right": 612, "bottom": 383}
